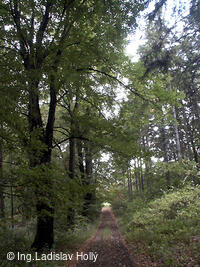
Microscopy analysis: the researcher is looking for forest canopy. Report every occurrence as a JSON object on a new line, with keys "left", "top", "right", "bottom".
{"left": 0, "top": 0, "right": 199, "bottom": 260}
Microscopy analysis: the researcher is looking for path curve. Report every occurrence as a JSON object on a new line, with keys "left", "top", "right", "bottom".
{"left": 66, "top": 207, "right": 134, "bottom": 267}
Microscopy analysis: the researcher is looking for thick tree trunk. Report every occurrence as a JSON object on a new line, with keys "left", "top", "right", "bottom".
{"left": 31, "top": 178, "right": 55, "bottom": 250}
{"left": 30, "top": 76, "right": 57, "bottom": 251}
{"left": 31, "top": 151, "right": 55, "bottom": 250}
{"left": 32, "top": 200, "right": 54, "bottom": 250}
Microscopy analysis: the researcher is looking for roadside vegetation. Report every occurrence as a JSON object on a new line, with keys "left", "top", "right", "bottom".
{"left": 112, "top": 184, "right": 200, "bottom": 266}
{"left": 0, "top": 211, "right": 100, "bottom": 267}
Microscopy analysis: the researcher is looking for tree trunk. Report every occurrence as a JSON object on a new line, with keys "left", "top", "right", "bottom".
{"left": 77, "top": 139, "right": 85, "bottom": 180}
{"left": 69, "top": 137, "right": 76, "bottom": 180}
{"left": 9, "top": 1, "right": 60, "bottom": 250}
{"left": 190, "top": 89, "right": 200, "bottom": 131}
{"left": 160, "top": 126, "right": 170, "bottom": 188}
{"left": 142, "top": 135, "right": 152, "bottom": 190}
{"left": 136, "top": 159, "right": 142, "bottom": 192}
{"left": 128, "top": 171, "right": 133, "bottom": 200}
{"left": 11, "top": 184, "right": 14, "bottom": 229}
{"left": 181, "top": 102, "right": 198, "bottom": 163}
{"left": 139, "top": 159, "right": 144, "bottom": 192}
{"left": 0, "top": 142, "right": 5, "bottom": 217}
{"left": 30, "top": 75, "right": 57, "bottom": 251}
{"left": 172, "top": 106, "right": 182, "bottom": 160}
{"left": 145, "top": 161, "right": 151, "bottom": 191}
{"left": 82, "top": 144, "right": 94, "bottom": 217}
{"left": 191, "top": 137, "right": 199, "bottom": 164}
{"left": 31, "top": 152, "right": 55, "bottom": 250}
{"left": 32, "top": 200, "right": 54, "bottom": 250}
{"left": 0, "top": 191, "right": 5, "bottom": 218}
{"left": 134, "top": 161, "right": 138, "bottom": 192}
{"left": 66, "top": 113, "right": 78, "bottom": 226}
{"left": 66, "top": 137, "right": 76, "bottom": 226}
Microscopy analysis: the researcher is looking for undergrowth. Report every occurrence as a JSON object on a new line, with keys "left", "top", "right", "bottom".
{"left": 119, "top": 185, "right": 200, "bottom": 266}
{"left": 0, "top": 211, "right": 100, "bottom": 267}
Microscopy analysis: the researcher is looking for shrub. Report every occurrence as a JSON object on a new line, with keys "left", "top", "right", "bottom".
{"left": 121, "top": 185, "right": 200, "bottom": 266}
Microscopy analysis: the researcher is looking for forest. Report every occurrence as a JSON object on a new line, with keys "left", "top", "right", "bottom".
{"left": 0, "top": 0, "right": 200, "bottom": 266}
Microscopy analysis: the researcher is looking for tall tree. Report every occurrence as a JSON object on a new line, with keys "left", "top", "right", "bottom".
{"left": 1, "top": 0, "right": 151, "bottom": 250}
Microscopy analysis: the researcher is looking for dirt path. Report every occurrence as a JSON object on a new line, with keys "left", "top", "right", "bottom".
{"left": 66, "top": 207, "right": 134, "bottom": 267}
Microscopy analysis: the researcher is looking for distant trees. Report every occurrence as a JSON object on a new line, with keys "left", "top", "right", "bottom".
{"left": 100, "top": 1, "right": 199, "bottom": 201}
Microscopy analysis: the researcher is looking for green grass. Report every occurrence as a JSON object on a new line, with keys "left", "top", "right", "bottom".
{"left": 55, "top": 216, "right": 99, "bottom": 252}
{"left": 102, "top": 226, "right": 112, "bottom": 240}
{"left": 0, "top": 214, "right": 100, "bottom": 267}
{"left": 120, "top": 185, "right": 200, "bottom": 266}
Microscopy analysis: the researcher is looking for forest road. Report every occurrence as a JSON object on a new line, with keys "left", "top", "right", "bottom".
{"left": 66, "top": 207, "right": 134, "bottom": 267}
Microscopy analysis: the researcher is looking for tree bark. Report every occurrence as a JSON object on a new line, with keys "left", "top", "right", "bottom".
{"left": 32, "top": 199, "right": 54, "bottom": 250}
{"left": 31, "top": 73, "right": 57, "bottom": 251}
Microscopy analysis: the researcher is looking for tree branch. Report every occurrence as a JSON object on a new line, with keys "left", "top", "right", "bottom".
{"left": 9, "top": 0, "right": 28, "bottom": 58}
{"left": 36, "top": 0, "right": 53, "bottom": 46}
{"left": 52, "top": 135, "right": 89, "bottom": 149}
{"left": 76, "top": 67, "right": 150, "bottom": 102}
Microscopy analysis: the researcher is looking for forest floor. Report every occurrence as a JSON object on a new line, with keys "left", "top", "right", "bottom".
{"left": 65, "top": 207, "right": 158, "bottom": 267}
